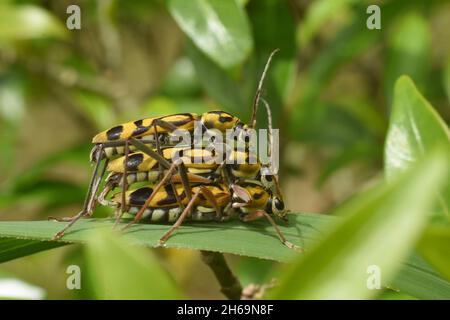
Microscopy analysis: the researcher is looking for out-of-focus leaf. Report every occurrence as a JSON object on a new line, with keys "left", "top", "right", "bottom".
{"left": 385, "top": 76, "right": 450, "bottom": 219}
{"left": 187, "top": 41, "right": 245, "bottom": 113}
{"left": 2, "top": 144, "right": 90, "bottom": 192}
{"left": 167, "top": 0, "right": 253, "bottom": 69}
{"left": 0, "top": 75, "right": 26, "bottom": 123}
{"left": 140, "top": 96, "right": 211, "bottom": 118}
{"left": 292, "top": 101, "right": 375, "bottom": 147}
{"left": 85, "top": 230, "right": 181, "bottom": 299}
{"left": 72, "top": 90, "right": 116, "bottom": 130}
{"left": 290, "top": 0, "right": 442, "bottom": 142}
{"left": 0, "top": 144, "right": 91, "bottom": 212}
{"left": 315, "top": 99, "right": 387, "bottom": 184}
{"left": 377, "top": 290, "right": 417, "bottom": 300}
{"left": 299, "top": 0, "right": 358, "bottom": 46}
{"left": 318, "top": 141, "right": 380, "bottom": 186}
{"left": 418, "top": 225, "right": 450, "bottom": 281}
{"left": 290, "top": 11, "right": 379, "bottom": 140}
{"left": 443, "top": 55, "right": 450, "bottom": 104}
{"left": 0, "top": 238, "right": 65, "bottom": 263}
{"left": 160, "top": 57, "right": 201, "bottom": 97}
{"left": 0, "top": 180, "right": 85, "bottom": 212}
{"left": 0, "top": 4, "right": 66, "bottom": 41}
{"left": 0, "top": 73, "right": 26, "bottom": 172}
{"left": 246, "top": 0, "right": 296, "bottom": 126}
{"left": 271, "top": 149, "right": 449, "bottom": 299}
{"left": 391, "top": 252, "right": 450, "bottom": 299}
{"left": 236, "top": 256, "right": 276, "bottom": 286}
{"left": 384, "top": 11, "right": 431, "bottom": 105}
{"left": 0, "top": 121, "right": 17, "bottom": 174}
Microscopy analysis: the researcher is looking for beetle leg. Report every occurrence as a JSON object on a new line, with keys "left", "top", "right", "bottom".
{"left": 121, "top": 160, "right": 181, "bottom": 231}
{"left": 158, "top": 185, "right": 214, "bottom": 245}
{"left": 114, "top": 140, "right": 130, "bottom": 227}
{"left": 52, "top": 146, "right": 108, "bottom": 239}
{"left": 240, "top": 210, "right": 302, "bottom": 252}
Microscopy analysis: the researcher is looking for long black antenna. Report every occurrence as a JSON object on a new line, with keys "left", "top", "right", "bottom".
{"left": 249, "top": 49, "right": 280, "bottom": 128}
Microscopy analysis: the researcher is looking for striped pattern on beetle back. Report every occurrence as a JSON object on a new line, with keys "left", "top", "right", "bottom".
{"left": 113, "top": 184, "right": 230, "bottom": 208}
{"left": 200, "top": 111, "right": 242, "bottom": 132}
{"left": 92, "top": 113, "right": 199, "bottom": 143}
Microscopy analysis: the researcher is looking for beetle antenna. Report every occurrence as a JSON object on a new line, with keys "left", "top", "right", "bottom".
{"left": 260, "top": 97, "right": 273, "bottom": 160}
{"left": 261, "top": 98, "right": 284, "bottom": 202}
{"left": 249, "top": 49, "right": 280, "bottom": 128}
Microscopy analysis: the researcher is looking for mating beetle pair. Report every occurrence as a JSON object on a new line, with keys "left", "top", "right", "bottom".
{"left": 52, "top": 50, "right": 299, "bottom": 251}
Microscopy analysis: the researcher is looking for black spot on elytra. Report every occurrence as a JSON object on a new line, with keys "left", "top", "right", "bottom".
{"left": 177, "top": 149, "right": 184, "bottom": 158}
{"left": 253, "top": 192, "right": 264, "bottom": 200}
{"left": 126, "top": 153, "right": 144, "bottom": 171}
{"left": 131, "top": 119, "right": 149, "bottom": 137}
{"left": 156, "top": 185, "right": 179, "bottom": 206}
{"left": 203, "top": 120, "right": 215, "bottom": 129}
{"left": 129, "top": 187, "right": 153, "bottom": 206}
{"left": 162, "top": 113, "right": 194, "bottom": 127}
{"left": 106, "top": 125, "right": 123, "bottom": 141}
{"left": 218, "top": 115, "right": 234, "bottom": 123}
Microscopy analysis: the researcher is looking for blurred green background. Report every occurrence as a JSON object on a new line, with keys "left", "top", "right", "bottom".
{"left": 0, "top": 0, "right": 449, "bottom": 299}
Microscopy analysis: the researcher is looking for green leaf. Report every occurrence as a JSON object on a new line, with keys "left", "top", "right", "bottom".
{"left": 417, "top": 225, "right": 450, "bottom": 281}
{"left": 290, "top": 8, "right": 379, "bottom": 140}
{"left": 0, "top": 214, "right": 449, "bottom": 298}
{"left": 72, "top": 90, "right": 117, "bottom": 130}
{"left": 443, "top": 55, "right": 450, "bottom": 104}
{"left": 384, "top": 11, "right": 431, "bottom": 105}
{"left": 271, "top": 149, "right": 449, "bottom": 299}
{"left": 391, "top": 252, "right": 450, "bottom": 300}
{"left": 0, "top": 72, "right": 26, "bottom": 172}
{"left": 385, "top": 76, "right": 450, "bottom": 219}
{"left": 0, "top": 145, "right": 90, "bottom": 211}
{"left": 0, "top": 4, "right": 67, "bottom": 41}
{"left": 187, "top": 41, "right": 245, "bottom": 112}
{"left": 298, "top": 0, "right": 359, "bottom": 46}
{"left": 246, "top": 0, "right": 297, "bottom": 125}
{"left": 0, "top": 238, "right": 65, "bottom": 263}
{"left": 167, "top": 0, "right": 253, "bottom": 69}
{"left": 289, "top": 0, "right": 443, "bottom": 142}
{"left": 0, "top": 213, "right": 329, "bottom": 263}
{"left": 84, "top": 230, "right": 181, "bottom": 299}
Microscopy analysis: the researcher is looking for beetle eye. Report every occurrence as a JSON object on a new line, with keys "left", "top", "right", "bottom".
{"left": 272, "top": 197, "right": 285, "bottom": 213}
{"left": 275, "top": 198, "right": 284, "bottom": 210}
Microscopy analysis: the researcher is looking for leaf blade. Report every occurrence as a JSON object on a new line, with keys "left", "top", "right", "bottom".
{"left": 168, "top": 0, "right": 253, "bottom": 69}
{"left": 84, "top": 230, "right": 182, "bottom": 299}
{"left": 385, "top": 75, "right": 450, "bottom": 218}
{"left": 271, "top": 150, "right": 449, "bottom": 299}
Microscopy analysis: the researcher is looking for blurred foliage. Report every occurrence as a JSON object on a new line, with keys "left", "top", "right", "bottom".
{"left": 0, "top": 0, "right": 449, "bottom": 299}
